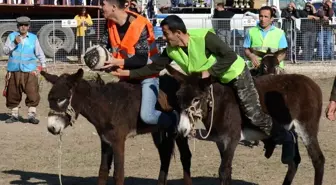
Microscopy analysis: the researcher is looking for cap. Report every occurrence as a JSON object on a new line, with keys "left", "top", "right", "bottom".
{"left": 16, "top": 16, "right": 31, "bottom": 25}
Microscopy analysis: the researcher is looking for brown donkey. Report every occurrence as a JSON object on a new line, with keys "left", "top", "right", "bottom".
{"left": 40, "top": 69, "right": 192, "bottom": 185}
{"left": 166, "top": 64, "right": 325, "bottom": 185}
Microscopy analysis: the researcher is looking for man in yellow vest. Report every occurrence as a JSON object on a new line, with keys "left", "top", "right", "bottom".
{"left": 112, "top": 15, "right": 295, "bottom": 164}
{"left": 244, "top": 6, "right": 288, "bottom": 73}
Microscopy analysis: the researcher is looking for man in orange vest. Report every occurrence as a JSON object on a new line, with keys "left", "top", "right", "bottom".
{"left": 99, "top": 0, "right": 178, "bottom": 131}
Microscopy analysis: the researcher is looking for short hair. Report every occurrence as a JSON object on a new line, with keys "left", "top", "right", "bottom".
{"left": 160, "top": 15, "right": 187, "bottom": 34}
{"left": 259, "top": 6, "right": 276, "bottom": 18}
{"left": 217, "top": 3, "right": 224, "bottom": 7}
{"left": 106, "top": 0, "right": 126, "bottom": 9}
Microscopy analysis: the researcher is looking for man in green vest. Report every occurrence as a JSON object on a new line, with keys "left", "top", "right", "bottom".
{"left": 111, "top": 14, "right": 295, "bottom": 164}
{"left": 244, "top": 6, "right": 288, "bottom": 73}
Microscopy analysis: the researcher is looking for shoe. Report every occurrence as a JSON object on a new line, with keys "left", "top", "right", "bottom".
{"left": 5, "top": 116, "right": 19, "bottom": 123}
{"left": 28, "top": 116, "right": 39, "bottom": 124}
{"left": 270, "top": 123, "right": 295, "bottom": 164}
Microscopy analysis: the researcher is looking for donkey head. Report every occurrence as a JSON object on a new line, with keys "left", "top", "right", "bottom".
{"left": 251, "top": 48, "right": 287, "bottom": 75}
{"left": 40, "top": 69, "right": 84, "bottom": 135}
{"left": 166, "top": 65, "right": 214, "bottom": 137}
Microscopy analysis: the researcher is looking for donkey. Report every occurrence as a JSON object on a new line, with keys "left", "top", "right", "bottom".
{"left": 166, "top": 64, "right": 325, "bottom": 185}
{"left": 249, "top": 48, "right": 287, "bottom": 76}
{"left": 41, "top": 69, "right": 192, "bottom": 185}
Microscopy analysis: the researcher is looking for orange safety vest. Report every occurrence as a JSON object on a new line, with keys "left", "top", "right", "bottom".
{"left": 108, "top": 10, "right": 159, "bottom": 74}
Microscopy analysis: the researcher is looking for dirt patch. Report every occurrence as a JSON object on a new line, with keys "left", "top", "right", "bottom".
{"left": 0, "top": 67, "right": 335, "bottom": 185}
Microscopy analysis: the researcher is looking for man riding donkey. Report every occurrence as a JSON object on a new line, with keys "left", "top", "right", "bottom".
{"left": 90, "top": 0, "right": 179, "bottom": 131}
{"left": 244, "top": 6, "right": 288, "bottom": 75}
{"left": 112, "top": 13, "right": 297, "bottom": 164}
{"left": 2, "top": 16, "right": 47, "bottom": 124}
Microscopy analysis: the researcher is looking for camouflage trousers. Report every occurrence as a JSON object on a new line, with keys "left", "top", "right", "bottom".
{"left": 230, "top": 66, "right": 273, "bottom": 135}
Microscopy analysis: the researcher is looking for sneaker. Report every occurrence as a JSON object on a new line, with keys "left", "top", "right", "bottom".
{"left": 5, "top": 116, "right": 19, "bottom": 123}
{"left": 28, "top": 116, "right": 39, "bottom": 124}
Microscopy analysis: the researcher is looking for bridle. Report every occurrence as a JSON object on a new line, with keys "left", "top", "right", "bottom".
{"left": 185, "top": 84, "right": 215, "bottom": 139}
{"left": 49, "top": 91, "right": 77, "bottom": 126}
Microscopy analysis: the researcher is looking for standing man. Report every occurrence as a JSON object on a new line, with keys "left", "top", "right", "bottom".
{"left": 244, "top": 6, "right": 287, "bottom": 73}
{"left": 2, "top": 16, "right": 47, "bottom": 124}
{"left": 96, "top": 0, "right": 178, "bottom": 131}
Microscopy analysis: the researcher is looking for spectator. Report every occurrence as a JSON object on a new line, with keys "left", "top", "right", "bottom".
{"left": 156, "top": 0, "right": 171, "bottom": 13}
{"left": 125, "top": 0, "right": 141, "bottom": 13}
{"left": 301, "top": 2, "right": 319, "bottom": 61}
{"left": 212, "top": 3, "right": 234, "bottom": 45}
{"left": 74, "top": 7, "right": 93, "bottom": 63}
{"left": 281, "top": 2, "right": 305, "bottom": 61}
{"left": 316, "top": 0, "right": 334, "bottom": 60}
{"left": 2, "top": 16, "right": 47, "bottom": 124}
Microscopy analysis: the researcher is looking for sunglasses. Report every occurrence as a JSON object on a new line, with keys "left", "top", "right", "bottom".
{"left": 18, "top": 24, "right": 29, "bottom": 27}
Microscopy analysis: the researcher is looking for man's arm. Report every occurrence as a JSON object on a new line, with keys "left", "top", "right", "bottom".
{"left": 243, "top": 30, "right": 260, "bottom": 66}
{"left": 205, "top": 31, "right": 238, "bottom": 77}
{"left": 330, "top": 76, "right": 336, "bottom": 101}
{"left": 278, "top": 31, "right": 288, "bottom": 49}
{"left": 99, "top": 21, "right": 111, "bottom": 51}
{"left": 129, "top": 49, "right": 171, "bottom": 79}
{"left": 3, "top": 36, "right": 17, "bottom": 55}
{"left": 35, "top": 39, "right": 47, "bottom": 68}
{"left": 123, "top": 27, "right": 149, "bottom": 69}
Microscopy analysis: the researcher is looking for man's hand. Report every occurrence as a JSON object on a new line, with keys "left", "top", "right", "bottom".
{"left": 326, "top": 101, "right": 336, "bottom": 121}
{"left": 111, "top": 68, "right": 130, "bottom": 77}
{"left": 202, "top": 71, "right": 210, "bottom": 79}
{"left": 101, "top": 58, "right": 121, "bottom": 69}
{"left": 250, "top": 54, "right": 260, "bottom": 68}
{"left": 14, "top": 35, "right": 21, "bottom": 45}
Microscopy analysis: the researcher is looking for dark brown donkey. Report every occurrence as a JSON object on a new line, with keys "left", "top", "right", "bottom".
{"left": 166, "top": 64, "right": 325, "bottom": 185}
{"left": 249, "top": 48, "right": 287, "bottom": 76}
{"left": 40, "top": 69, "right": 192, "bottom": 185}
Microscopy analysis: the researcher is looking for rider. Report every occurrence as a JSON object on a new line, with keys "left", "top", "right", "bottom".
{"left": 111, "top": 14, "right": 296, "bottom": 164}
{"left": 99, "top": 0, "right": 178, "bottom": 131}
{"left": 244, "top": 6, "right": 287, "bottom": 73}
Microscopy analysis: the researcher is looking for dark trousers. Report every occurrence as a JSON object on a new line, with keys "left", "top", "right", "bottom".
{"left": 6, "top": 71, "right": 40, "bottom": 109}
{"left": 229, "top": 66, "right": 273, "bottom": 135}
{"left": 302, "top": 31, "right": 317, "bottom": 61}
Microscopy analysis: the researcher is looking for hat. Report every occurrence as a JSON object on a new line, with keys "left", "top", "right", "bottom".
{"left": 84, "top": 45, "right": 112, "bottom": 70}
{"left": 16, "top": 16, "right": 30, "bottom": 25}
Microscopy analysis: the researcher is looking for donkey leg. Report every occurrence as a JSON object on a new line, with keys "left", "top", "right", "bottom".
{"left": 176, "top": 135, "right": 192, "bottom": 185}
{"left": 296, "top": 124, "right": 325, "bottom": 185}
{"left": 98, "top": 139, "right": 114, "bottom": 185}
{"left": 282, "top": 133, "right": 301, "bottom": 185}
{"left": 216, "top": 139, "right": 239, "bottom": 185}
{"left": 112, "top": 138, "right": 126, "bottom": 185}
{"left": 152, "top": 131, "right": 175, "bottom": 185}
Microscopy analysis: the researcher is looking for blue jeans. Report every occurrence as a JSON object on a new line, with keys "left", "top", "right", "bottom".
{"left": 140, "top": 78, "right": 175, "bottom": 128}
{"left": 318, "top": 28, "right": 333, "bottom": 59}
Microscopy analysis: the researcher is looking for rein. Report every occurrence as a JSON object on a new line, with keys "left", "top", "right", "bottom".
{"left": 187, "top": 84, "right": 215, "bottom": 139}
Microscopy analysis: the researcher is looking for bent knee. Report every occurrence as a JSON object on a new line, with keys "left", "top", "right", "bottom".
{"left": 140, "top": 110, "right": 158, "bottom": 125}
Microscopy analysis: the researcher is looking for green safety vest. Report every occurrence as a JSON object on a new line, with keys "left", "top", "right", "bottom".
{"left": 166, "top": 28, "right": 245, "bottom": 84}
{"left": 247, "top": 26, "right": 285, "bottom": 69}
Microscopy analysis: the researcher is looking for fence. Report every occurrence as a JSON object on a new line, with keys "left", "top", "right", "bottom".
{"left": 0, "top": 17, "right": 335, "bottom": 67}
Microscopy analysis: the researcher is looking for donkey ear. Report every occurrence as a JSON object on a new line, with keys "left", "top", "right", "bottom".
{"left": 250, "top": 48, "right": 266, "bottom": 58}
{"left": 165, "top": 64, "right": 187, "bottom": 83}
{"left": 40, "top": 71, "right": 59, "bottom": 84}
{"left": 68, "top": 68, "right": 84, "bottom": 84}
{"left": 275, "top": 48, "right": 287, "bottom": 63}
